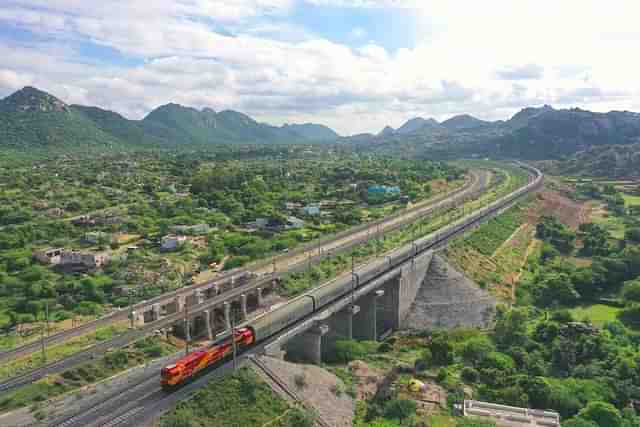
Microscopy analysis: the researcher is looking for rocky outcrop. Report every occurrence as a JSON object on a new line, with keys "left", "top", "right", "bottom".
{"left": 403, "top": 255, "right": 496, "bottom": 330}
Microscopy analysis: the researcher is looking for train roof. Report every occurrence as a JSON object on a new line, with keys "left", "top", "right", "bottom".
{"left": 176, "top": 350, "right": 207, "bottom": 365}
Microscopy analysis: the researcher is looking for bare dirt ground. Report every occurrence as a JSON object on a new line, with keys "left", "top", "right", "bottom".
{"left": 349, "top": 360, "right": 385, "bottom": 401}
{"left": 536, "top": 190, "right": 587, "bottom": 230}
{"left": 258, "top": 357, "right": 354, "bottom": 427}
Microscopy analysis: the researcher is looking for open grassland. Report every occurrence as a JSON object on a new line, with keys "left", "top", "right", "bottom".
{"left": 623, "top": 194, "right": 640, "bottom": 206}
{"left": 569, "top": 304, "right": 621, "bottom": 327}
{"left": 591, "top": 203, "right": 626, "bottom": 240}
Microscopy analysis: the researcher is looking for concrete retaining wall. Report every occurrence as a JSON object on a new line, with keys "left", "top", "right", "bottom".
{"left": 403, "top": 255, "right": 496, "bottom": 330}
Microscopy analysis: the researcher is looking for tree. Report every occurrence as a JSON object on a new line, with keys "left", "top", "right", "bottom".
{"left": 383, "top": 399, "right": 416, "bottom": 422}
{"left": 563, "top": 418, "right": 599, "bottom": 427}
{"left": 429, "top": 333, "right": 454, "bottom": 366}
{"left": 578, "top": 401, "right": 622, "bottom": 427}
{"left": 494, "top": 308, "right": 528, "bottom": 348}
{"left": 623, "top": 281, "right": 640, "bottom": 303}
{"left": 461, "top": 336, "right": 495, "bottom": 367}
{"left": 626, "top": 228, "right": 640, "bottom": 244}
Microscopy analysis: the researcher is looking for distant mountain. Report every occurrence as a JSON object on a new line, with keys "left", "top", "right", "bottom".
{"left": 441, "top": 114, "right": 493, "bottom": 131}
{"left": 282, "top": 123, "right": 340, "bottom": 141}
{"left": 0, "top": 87, "right": 342, "bottom": 152}
{"left": 506, "top": 105, "right": 555, "bottom": 130}
{"left": 396, "top": 117, "right": 445, "bottom": 135}
{"left": 0, "top": 87, "right": 123, "bottom": 150}
{"left": 72, "top": 105, "right": 163, "bottom": 146}
{"left": 378, "top": 126, "right": 395, "bottom": 137}
{"left": 543, "top": 143, "right": 640, "bottom": 178}
{"left": 495, "top": 108, "right": 640, "bottom": 159}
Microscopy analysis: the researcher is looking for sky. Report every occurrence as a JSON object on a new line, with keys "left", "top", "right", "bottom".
{"left": 1, "top": 0, "right": 640, "bottom": 135}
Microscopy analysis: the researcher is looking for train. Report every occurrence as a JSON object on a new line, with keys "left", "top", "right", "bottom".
{"left": 161, "top": 162, "right": 543, "bottom": 388}
{"left": 160, "top": 327, "right": 255, "bottom": 389}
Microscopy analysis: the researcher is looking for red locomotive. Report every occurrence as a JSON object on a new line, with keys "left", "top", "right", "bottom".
{"left": 161, "top": 327, "right": 254, "bottom": 389}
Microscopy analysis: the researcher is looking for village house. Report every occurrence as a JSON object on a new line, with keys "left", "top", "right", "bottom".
{"left": 161, "top": 235, "right": 188, "bottom": 251}
{"left": 34, "top": 248, "right": 64, "bottom": 265}
{"left": 59, "top": 250, "right": 111, "bottom": 271}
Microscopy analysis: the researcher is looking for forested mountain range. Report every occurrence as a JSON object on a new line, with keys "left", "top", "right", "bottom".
{"left": 360, "top": 105, "right": 640, "bottom": 161}
{"left": 3, "top": 86, "right": 640, "bottom": 162}
{"left": 0, "top": 87, "right": 341, "bottom": 150}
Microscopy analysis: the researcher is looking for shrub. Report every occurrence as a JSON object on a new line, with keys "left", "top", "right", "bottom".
{"left": 294, "top": 373, "right": 307, "bottom": 389}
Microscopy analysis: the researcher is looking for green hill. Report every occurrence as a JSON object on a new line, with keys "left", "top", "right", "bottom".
{"left": 0, "top": 87, "right": 124, "bottom": 151}
{"left": 0, "top": 87, "right": 338, "bottom": 153}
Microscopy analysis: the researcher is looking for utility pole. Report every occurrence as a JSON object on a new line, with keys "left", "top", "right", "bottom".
{"left": 231, "top": 309, "right": 238, "bottom": 371}
{"left": 351, "top": 254, "right": 356, "bottom": 306}
{"left": 185, "top": 302, "right": 190, "bottom": 355}
{"left": 45, "top": 301, "right": 49, "bottom": 337}
{"left": 40, "top": 307, "right": 46, "bottom": 364}
{"left": 128, "top": 289, "right": 135, "bottom": 329}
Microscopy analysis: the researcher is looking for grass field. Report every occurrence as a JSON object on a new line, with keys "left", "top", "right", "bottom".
{"left": 569, "top": 304, "right": 621, "bottom": 327}
{"left": 623, "top": 194, "right": 640, "bottom": 207}
{"left": 591, "top": 205, "right": 626, "bottom": 240}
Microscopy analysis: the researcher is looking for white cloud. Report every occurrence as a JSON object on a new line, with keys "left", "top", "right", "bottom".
{"left": 0, "top": 0, "right": 639, "bottom": 134}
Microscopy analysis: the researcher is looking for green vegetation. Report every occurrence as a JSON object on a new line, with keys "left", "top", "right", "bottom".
{"left": 159, "top": 368, "right": 308, "bottom": 427}
{"left": 0, "top": 149, "right": 461, "bottom": 341}
{"left": 0, "top": 337, "right": 176, "bottom": 413}
{"left": 463, "top": 203, "right": 525, "bottom": 256}
{"left": 569, "top": 305, "right": 621, "bottom": 327}
{"left": 0, "top": 324, "right": 127, "bottom": 381}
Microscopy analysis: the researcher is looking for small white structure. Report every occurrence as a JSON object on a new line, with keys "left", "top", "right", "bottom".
{"left": 303, "top": 205, "right": 321, "bottom": 216}
{"left": 161, "top": 235, "right": 187, "bottom": 251}
{"left": 461, "top": 400, "right": 560, "bottom": 427}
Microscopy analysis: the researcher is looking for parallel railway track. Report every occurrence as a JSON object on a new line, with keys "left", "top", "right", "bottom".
{"left": 38, "top": 162, "right": 541, "bottom": 427}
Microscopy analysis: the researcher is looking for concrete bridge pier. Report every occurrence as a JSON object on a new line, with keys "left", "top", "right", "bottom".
{"left": 256, "top": 287, "right": 263, "bottom": 307}
{"left": 286, "top": 324, "right": 329, "bottom": 364}
{"left": 195, "top": 290, "right": 205, "bottom": 305}
{"left": 322, "top": 305, "right": 360, "bottom": 361}
{"left": 223, "top": 301, "right": 232, "bottom": 331}
{"left": 240, "top": 294, "right": 248, "bottom": 319}
{"left": 151, "top": 304, "right": 162, "bottom": 321}
{"left": 353, "top": 290, "right": 384, "bottom": 341}
{"left": 203, "top": 310, "right": 213, "bottom": 340}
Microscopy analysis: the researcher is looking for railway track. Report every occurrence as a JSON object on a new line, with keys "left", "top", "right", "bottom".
{"left": 0, "top": 172, "right": 480, "bottom": 365}
{"left": 249, "top": 355, "right": 332, "bottom": 427}
{"left": 34, "top": 163, "right": 541, "bottom": 427}
{"left": 0, "top": 171, "right": 490, "bottom": 394}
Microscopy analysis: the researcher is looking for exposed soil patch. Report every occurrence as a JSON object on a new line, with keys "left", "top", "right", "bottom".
{"left": 536, "top": 190, "right": 588, "bottom": 230}
{"left": 258, "top": 356, "right": 354, "bottom": 427}
{"left": 349, "top": 360, "right": 385, "bottom": 401}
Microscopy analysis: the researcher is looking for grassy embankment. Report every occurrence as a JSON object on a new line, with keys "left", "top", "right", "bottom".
{"left": 159, "top": 368, "right": 312, "bottom": 427}
{"left": 0, "top": 323, "right": 128, "bottom": 382}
